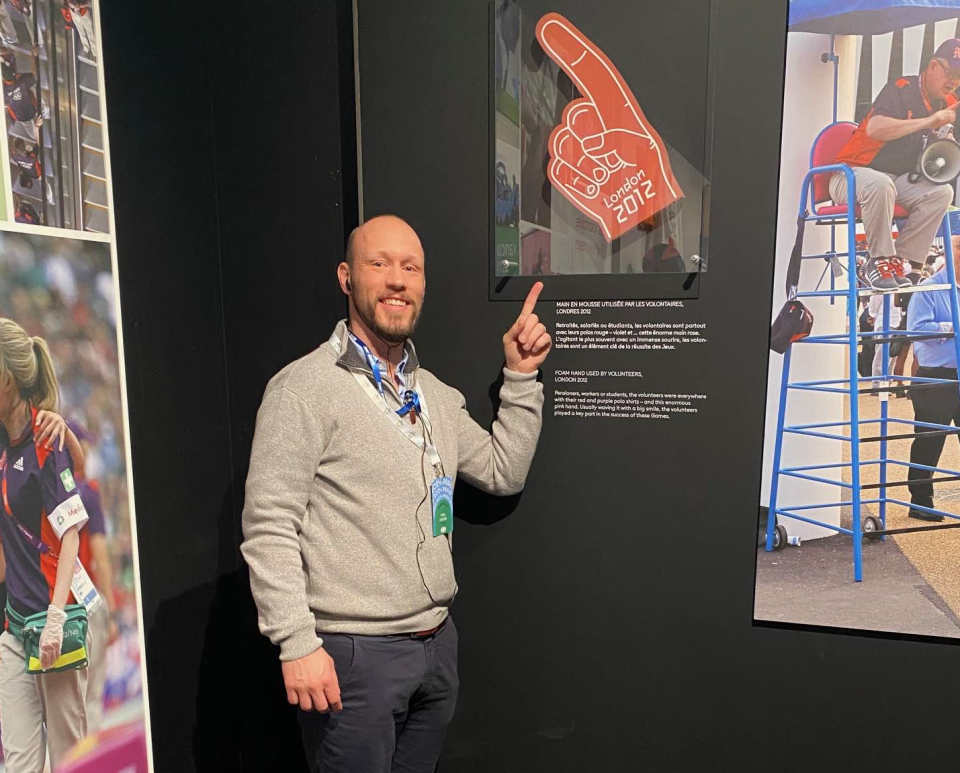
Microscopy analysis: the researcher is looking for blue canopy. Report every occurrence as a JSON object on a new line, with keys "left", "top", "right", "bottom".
{"left": 789, "top": 0, "right": 960, "bottom": 35}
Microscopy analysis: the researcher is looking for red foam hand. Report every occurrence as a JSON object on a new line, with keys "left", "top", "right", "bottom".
{"left": 535, "top": 13, "right": 683, "bottom": 242}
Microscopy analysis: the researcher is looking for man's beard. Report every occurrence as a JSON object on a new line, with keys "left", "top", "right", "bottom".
{"left": 354, "top": 290, "right": 423, "bottom": 344}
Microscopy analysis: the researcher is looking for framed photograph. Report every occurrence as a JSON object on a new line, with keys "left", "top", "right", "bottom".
{"left": 756, "top": 3, "right": 960, "bottom": 641}
{"left": 489, "top": 0, "right": 715, "bottom": 301}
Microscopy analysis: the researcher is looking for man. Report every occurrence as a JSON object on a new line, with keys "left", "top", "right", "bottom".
{"left": 10, "top": 138, "right": 53, "bottom": 205}
{"left": 2, "top": 60, "right": 47, "bottom": 142}
{"left": 0, "top": 0, "right": 17, "bottom": 48}
{"left": 61, "top": 0, "right": 95, "bottom": 60}
{"left": 13, "top": 198, "right": 38, "bottom": 225}
{"left": 5, "top": 1, "right": 40, "bottom": 53}
{"left": 831, "top": 39, "right": 960, "bottom": 290}
{"left": 241, "top": 214, "right": 551, "bottom": 771}
{"left": 906, "top": 233, "right": 960, "bottom": 521}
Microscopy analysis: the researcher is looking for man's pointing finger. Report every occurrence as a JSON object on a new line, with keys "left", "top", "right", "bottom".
{"left": 520, "top": 281, "right": 544, "bottom": 320}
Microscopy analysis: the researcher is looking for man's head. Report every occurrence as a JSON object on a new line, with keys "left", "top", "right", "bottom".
{"left": 337, "top": 215, "right": 425, "bottom": 345}
{"left": 926, "top": 39, "right": 960, "bottom": 100}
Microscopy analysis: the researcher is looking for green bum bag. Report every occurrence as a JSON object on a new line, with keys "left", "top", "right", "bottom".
{"left": 5, "top": 601, "right": 89, "bottom": 674}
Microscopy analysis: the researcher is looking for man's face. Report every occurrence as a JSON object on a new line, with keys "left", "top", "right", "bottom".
{"left": 346, "top": 218, "right": 426, "bottom": 344}
{"left": 928, "top": 58, "right": 960, "bottom": 100}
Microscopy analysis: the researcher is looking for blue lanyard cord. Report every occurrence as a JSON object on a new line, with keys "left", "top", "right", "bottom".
{"left": 349, "top": 333, "right": 385, "bottom": 395}
{"left": 349, "top": 333, "right": 420, "bottom": 418}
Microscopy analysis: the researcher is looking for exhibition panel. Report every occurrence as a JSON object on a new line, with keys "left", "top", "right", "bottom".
{"left": 69, "top": 0, "right": 960, "bottom": 770}
{"left": 0, "top": 2, "right": 150, "bottom": 772}
{"left": 492, "top": 2, "right": 712, "bottom": 294}
{"left": 756, "top": 1, "right": 960, "bottom": 640}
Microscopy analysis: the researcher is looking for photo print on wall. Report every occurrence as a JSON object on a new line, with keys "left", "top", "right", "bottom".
{"left": 0, "top": 2, "right": 152, "bottom": 771}
{"left": 757, "top": 0, "right": 960, "bottom": 642}
{"left": 492, "top": 0, "right": 712, "bottom": 290}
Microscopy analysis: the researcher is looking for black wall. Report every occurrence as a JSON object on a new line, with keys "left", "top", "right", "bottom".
{"left": 356, "top": 1, "right": 960, "bottom": 771}
{"left": 100, "top": 0, "right": 960, "bottom": 771}
{"left": 101, "top": 0, "right": 353, "bottom": 770}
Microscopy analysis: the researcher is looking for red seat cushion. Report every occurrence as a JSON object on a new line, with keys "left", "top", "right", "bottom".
{"left": 815, "top": 203, "right": 910, "bottom": 218}
{"left": 811, "top": 123, "right": 858, "bottom": 203}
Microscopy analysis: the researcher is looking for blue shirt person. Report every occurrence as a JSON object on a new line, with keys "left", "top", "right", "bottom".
{"left": 908, "top": 267, "right": 958, "bottom": 368}
{"left": 906, "top": 239, "right": 960, "bottom": 520}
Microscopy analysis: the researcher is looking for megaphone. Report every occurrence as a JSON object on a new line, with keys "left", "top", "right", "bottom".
{"left": 916, "top": 136, "right": 960, "bottom": 184}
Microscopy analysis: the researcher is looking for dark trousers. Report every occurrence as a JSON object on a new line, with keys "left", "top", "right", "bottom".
{"left": 908, "top": 366, "right": 960, "bottom": 507}
{"left": 299, "top": 617, "right": 459, "bottom": 773}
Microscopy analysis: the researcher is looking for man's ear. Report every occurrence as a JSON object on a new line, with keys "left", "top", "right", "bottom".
{"left": 337, "top": 261, "right": 351, "bottom": 294}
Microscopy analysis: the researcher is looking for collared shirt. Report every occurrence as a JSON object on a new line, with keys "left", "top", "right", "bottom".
{"left": 347, "top": 332, "right": 412, "bottom": 398}
{"left": 0, "top": 412, "right": 89, "bottom": 617}
{"left": 908, "top": 268, "right": 957, "bottom": 368}
{"left": 837, "top": 75, "right": 959, "bottom": 176}
{"left": 340, "top": 327, "right": 422, "bottom": 412}
{"left": 76, "top": 478, "right": 105, "bottom": 589}
{"left": 3, "top": 73, "right": 38, "bottom": 123}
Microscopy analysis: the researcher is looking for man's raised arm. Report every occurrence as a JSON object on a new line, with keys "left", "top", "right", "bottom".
{"left": 457, "top": 283, "right": 550, "bottom": 495}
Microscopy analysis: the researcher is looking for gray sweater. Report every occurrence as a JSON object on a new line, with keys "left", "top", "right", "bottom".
{"left": 241, "top": 320, "right": 544, "bottom": 660}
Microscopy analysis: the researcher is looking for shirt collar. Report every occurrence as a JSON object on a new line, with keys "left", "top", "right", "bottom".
{"left": 0, "top": 405, "right": 36, "bottom": 450}
{"left": 330, "top": 319, "right": 421, "bottom": 378}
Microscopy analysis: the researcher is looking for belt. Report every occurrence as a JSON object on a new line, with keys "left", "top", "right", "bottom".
{"left": 409, "top": 617, "right": 447, "bottom": 639}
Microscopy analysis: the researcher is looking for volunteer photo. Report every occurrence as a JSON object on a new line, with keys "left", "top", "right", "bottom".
{"left": 0, "top": 228, "right": 146, "bottom": 771}
{"left": 757, "top": 0, "right": 960, "bottom": 639}
{"left": 0, "top": 0, "right": 106, "bottom": 233}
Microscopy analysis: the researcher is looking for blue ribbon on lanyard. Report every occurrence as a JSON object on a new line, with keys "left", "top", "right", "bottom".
{"left": 397, "top": 390, "right": 421, "bottom": 417}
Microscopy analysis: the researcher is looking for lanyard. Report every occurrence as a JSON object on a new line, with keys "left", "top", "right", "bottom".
{"left": 329, "top": 331, "right": 444, "bottom": 473}
{"left": 346, "top": 332, "right": 425, "bottom": 419}
{"left": 347, "top": 330, "right": 414, "bottom": 396}
{"left": 349, "top": 333, "right": 391, "bottom": 397}
{"left": 0, "top": 448, "right": 55, "bottom": 557}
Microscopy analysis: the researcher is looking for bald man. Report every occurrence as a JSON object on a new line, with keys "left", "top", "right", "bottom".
{"left": 241, "top": 215, "right": 551, "bottom": 772}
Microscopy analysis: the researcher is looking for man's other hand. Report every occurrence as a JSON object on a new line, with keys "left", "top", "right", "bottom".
{"left": 503, "top": 281, "right": 552, "bottom": 373}
{"left": 281, "top": 646, "right": 343, "bottom": 713}
{"left": 929, "top": 104, "right": 958, "bottom": 129}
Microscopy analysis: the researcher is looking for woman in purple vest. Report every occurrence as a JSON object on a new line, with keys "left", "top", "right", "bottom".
{"left": 0, "top": 317, "right": 92, "bottom": 772}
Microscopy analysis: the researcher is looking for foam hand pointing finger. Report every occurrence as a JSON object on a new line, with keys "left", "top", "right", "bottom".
{"left": 536, "top": 13, "right": 683, "bottom": 241}
{"left": 504, "top": 282, "right": 552, "bottom": 373}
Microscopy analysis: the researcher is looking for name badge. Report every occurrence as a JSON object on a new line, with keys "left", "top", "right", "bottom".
{"left": 431, "top": 476, "right": 454, "bottom": 537}
{"left": 71, "top": 559, "right": 102, "bottom": 616}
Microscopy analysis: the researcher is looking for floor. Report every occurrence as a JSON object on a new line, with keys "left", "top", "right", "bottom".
{"left": 755, "top": 353, "right": 960, "bottom": 638}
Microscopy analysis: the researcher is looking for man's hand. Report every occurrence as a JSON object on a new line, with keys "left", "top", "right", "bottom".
{"left": 929, "top": 104, "right": 958, "bottom": 130}
{"left": 536, "top": 13, "right": 683, "bottom": 242}
{"left": 503, "top": 282, "right": 552, "bottom": 373}
{"left": 281, "top": 646, "right": 342, "bottom": 713}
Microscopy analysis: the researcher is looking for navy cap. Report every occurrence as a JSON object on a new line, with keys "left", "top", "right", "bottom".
{"left": 934, "top": 38, "right": 960, "bottom": 71}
